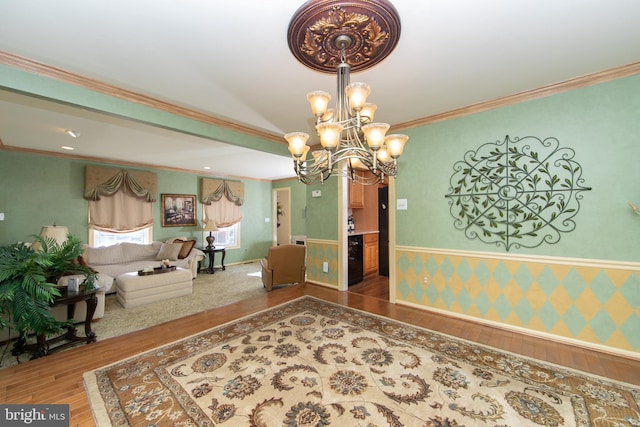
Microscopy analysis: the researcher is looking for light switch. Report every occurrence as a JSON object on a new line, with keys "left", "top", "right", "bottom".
{"left": 0, "top": 213, "right": 4, "bottom": 221}
{"left": 397, "top": 199, "right": 408, "bottom": 210}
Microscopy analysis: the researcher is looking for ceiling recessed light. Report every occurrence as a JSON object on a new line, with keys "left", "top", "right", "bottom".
{"left": 203, "top": 166, "right": 211, "bottom": 170}
{"left": 61, "top": 146, "right": 75, "bottom": 151}
{"left": 65, "top": 130, "right": 80, "bottom": 138}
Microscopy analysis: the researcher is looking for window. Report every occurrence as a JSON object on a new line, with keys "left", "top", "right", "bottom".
{"left": 90, "top": 226, "right": 152, "bottom": 247}
{"left": 204, "top": 223, "right": 239, "bottom": 249}
{"left": 201, "top": 178, "right": 243, "bottom": 250}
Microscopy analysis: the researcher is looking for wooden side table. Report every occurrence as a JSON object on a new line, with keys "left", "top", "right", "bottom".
{"left": 12, "top": 287, "right": 98, "bottom": 360}
{"left": 200, "top": 246, "right": 226, "bottom": 274}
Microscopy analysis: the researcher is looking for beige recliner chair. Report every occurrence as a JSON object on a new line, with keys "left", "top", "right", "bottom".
{"left": 260, "top": 245, "right": 306, "bottom": 291}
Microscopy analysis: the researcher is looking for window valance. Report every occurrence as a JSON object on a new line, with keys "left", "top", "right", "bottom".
{"left": 84, "top": 166, "right": 157, "bottom": 202}
{"left": 201, "top": 178, "right": 244, "bottom": 206}
{"left": 201, "top": 178, "right": 243, "bottom": 228}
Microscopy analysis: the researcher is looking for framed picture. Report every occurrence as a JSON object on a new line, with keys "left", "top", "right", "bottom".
{"left": 161, "top": 194, "right": 197, "bottom": 227}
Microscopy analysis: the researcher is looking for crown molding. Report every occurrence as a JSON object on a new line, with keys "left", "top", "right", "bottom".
{"left": 0, "top": 51, "right": 285, "bottom": 145}
{"left": 3, "top": 51, "right": 639, "bottom": 139}
{"left": 391, "top": 61, "right": 640, "bottom": 132}
{"left": 0, "top": 143, "right": 272, "bottom": 183}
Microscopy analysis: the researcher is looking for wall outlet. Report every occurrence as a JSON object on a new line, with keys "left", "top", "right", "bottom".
{"left": 423, "top": 276, "right": 429, "bottom": 285}
{"left": 0, "top": 213, "right": 4, "bottom": 221}
{"left": 322, "top": 261, "right": 329, "bottom": 273}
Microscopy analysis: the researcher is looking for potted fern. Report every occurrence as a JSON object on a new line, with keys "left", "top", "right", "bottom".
{"left": 0, "top": 234, "right": 96, "bottom": 344}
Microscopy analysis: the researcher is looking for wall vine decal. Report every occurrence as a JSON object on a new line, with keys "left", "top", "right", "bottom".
{"left": 445, "top": 135, "right": 591, "bottom": 251}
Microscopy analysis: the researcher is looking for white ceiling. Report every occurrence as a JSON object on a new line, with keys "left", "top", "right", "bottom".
{"left": 1, "top": 0, "right": 639, "bottom": 180}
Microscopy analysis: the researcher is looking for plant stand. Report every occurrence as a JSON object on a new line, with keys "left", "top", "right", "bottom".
{"left": 11, "top": 288, "right": 98, "bottom": 360}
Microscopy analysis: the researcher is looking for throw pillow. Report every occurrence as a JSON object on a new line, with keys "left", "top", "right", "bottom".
{"left": 166, "top": 237, "right": 187, "bottom": 244}
{"left": 178, "top": 240, "right": 196, "bottom": 259}
{"left": 155, "top": 242, "right": 182, "bottom": 261}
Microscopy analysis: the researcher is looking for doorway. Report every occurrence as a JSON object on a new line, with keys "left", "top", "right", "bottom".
{"left": 348, "top": 184, "right": 390, "bottom": 301}
{"left": 272, "top": 188, "right": 291, "bottom": 246}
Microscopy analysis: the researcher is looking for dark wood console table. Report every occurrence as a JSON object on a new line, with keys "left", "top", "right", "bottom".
{"left": 200, "top": 246, "right": 226, "bottom": 274}
{"left": 11, "top": 287, "right": 98, "bottom": 360}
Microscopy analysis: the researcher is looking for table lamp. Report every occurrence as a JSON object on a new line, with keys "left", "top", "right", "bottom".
{"left": 203, "top": 220, "right": 218, "bottom": 249}
{"left": 31, "top": 223, "right": 69, "bottom": 252}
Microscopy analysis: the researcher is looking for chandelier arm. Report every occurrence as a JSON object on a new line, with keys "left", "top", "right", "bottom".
{"left": 373, "top": 148, "right": 378, "bottom": 172}
{"left": 295, "top": 159, "right": 394, "bottom": 185}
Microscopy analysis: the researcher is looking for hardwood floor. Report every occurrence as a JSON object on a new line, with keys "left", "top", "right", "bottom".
{"left": 348, "top": 273, "right": 389, "bottom": 300}
{"left": 0, "top": 281, "right": 637, "bottom": 426}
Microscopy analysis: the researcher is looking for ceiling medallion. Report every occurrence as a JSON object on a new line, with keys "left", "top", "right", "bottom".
{"left": 287, "top": 0, "right": 402, "bottom": 73}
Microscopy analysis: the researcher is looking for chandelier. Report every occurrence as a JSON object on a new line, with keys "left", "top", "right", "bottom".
{"left": 285, "top": 0, "right": 408, "bottom": 185}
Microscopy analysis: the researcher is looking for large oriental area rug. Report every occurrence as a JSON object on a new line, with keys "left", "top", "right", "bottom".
{"left": 84, "top": 296, "right": 640, "bottom": 426}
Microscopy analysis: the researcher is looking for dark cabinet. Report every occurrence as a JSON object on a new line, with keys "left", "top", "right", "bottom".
{"left": 348, "top": 235, "right": 363, "bottom": 285}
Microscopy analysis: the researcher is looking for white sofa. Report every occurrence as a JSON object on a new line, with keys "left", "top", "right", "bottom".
{"left": 82, "top": 240, "right": 205, "bottom": 295}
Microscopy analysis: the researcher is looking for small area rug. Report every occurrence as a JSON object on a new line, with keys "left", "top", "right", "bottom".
{"left": 84, "top": 296, "right": 640, "bottom": 426}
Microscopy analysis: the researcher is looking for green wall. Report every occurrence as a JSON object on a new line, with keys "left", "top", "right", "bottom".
{"left": 271, "top": 177, "right": 338, "bottom": 242}
{"left": 396, "top": 74, "right": 640, "bottom": 262}
{"left": 2, "top": 66, "right": 638, "bottom": 265}
{"left": 0, "top": 151, "right": 273, "bottom": 263}
{"left": 272, "top": 178, "right": 308, "bottom": 238}
{"left": 305, "top": 179, "right": 340, "bottom": 241}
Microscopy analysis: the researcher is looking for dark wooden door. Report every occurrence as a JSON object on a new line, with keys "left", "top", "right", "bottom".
{"left": 378, "top": 186, "right": 389, "bottom": 276}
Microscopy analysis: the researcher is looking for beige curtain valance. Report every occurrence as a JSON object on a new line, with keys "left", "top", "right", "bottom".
{"left": 84, "top": 166, "right": 157, "bottom": 202}
{"left": 201, "top": 178, "right": 244, "bottom": 206}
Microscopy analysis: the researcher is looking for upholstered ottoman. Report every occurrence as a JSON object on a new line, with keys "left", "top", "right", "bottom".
{"left": 115, "top": 268, "right": 192, "bottom": 308}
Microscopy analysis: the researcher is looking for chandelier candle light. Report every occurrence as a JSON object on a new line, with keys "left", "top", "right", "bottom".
{"left": 285, "top": 0, "right": 408, "bottom": 185}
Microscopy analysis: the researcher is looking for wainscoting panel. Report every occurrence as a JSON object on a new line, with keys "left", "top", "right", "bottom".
{"left": 306, "top": 239, "right": 339, "bottom": 287}
{"left": 395, "top": 247, "right": 640, "bottom": 354}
